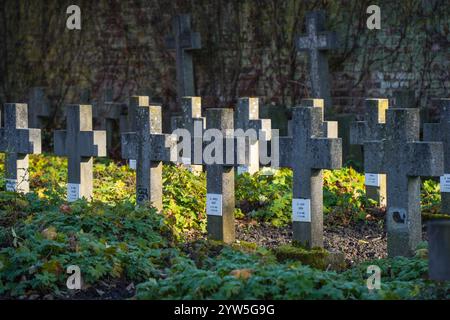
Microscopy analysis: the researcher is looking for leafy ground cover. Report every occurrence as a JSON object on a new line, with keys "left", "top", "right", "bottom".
{"left": 0, "top": 154, "right": 448, "bottom": 299}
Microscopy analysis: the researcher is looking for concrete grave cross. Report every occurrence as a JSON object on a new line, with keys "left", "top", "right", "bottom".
{"left": 204, "top": 107, "right": 238, "bottom": 243}
{"left": 165, "top": 14, "right": 202, "bottom": 100}
{"left": 350, "top": 98, "right": 389, "bottom": 206}
{"left": 28, "top": 87, "right": 52, "bottom": 128}
{"left": 93, "top": 87, "right": 127, "bottom": 154}
{"left": 121, "top": 96, "right": 150, "bottom": 170}
{"left": 279, "top": 102, "right": 342, "bottom": 248}
{"left": 121, "top": 97, "right": 175, "bottom": 209}
{"left": 176, "top": 97, "right": 205, "bottom": 172}
{"left": 297, "top": 11, "right": 338, "bottom": 116}
{"left": 0, "top": 103, "right": 41, "bottom": 193}
{"left": 365, "top": 108, "right": 444, "bottom": 257}
{"left": 234, "top": 98, "right": 271, "bottom": 175}
{"left": 54, "top": 105, "right": 107, "bottom": 202}
{"left": 424, "top": 99, "right": 450, "bottom": 214}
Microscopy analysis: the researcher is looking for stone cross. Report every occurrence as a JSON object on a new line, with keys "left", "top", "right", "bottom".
{"left": 93, "top": 87, "right": 127, "bottom": 155}
{"left": 205, "top": 107, "right": 237, "bottom": 243}
{"left": 364, "top": 108, "right": 443, "bottom": 257}
{"left": 279, "top": 101, "right": 342, "bottom": 247}
{"left": 424, "top": 99, "right": 450, "bottom": 215}
{"left": 27, "top": 87, "right": 51, "bottom": 128}
{"left": 235, "top": 98, "right": 271, "bottom": 175}
{"left": 121, "top": 97, "right": 174, "bottom": 209}
{"left": 176, "top": 97, "right": 205, "bottom": 173}
{"left": 0, "top": 103, "right": 41, "bottom": 193}
{"left": 122, "top": 96, "right": 149, "bottom": 170}
{"left": 297, "top": 11, "right": 338, "bottom": 116}
{"left": 165, "top": 14, "right": 202, "bottom": 100}
{"left": 54, "top": 105, "right": 107, "bottom": 202}
{"left": 350, "top": 99, "right": 389, "bottom": 206}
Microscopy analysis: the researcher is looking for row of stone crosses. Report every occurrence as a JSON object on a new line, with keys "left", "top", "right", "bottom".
{"left": 1, "top": 12, "right": 449, "bottom": 260}
{"left": 2, "top": 95, "right": 450, "bottom": 258}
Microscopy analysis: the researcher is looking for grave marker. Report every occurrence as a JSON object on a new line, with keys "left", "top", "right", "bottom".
{"left": 279, "top": 101, "right": 342, "bottom": 247}
{"left": 297, "top": 11, "right": 338, "bottom": 117}
{"left": 178, "top": 97, "right": 204, "bottom": 173}
{"left": 350, "top": 99, "right": 389, "bottom": 206}
{"left": 27, "top": 87, "right": 51, "bottom": 128}
{"left": 165, "top": 14, "right": 201, "bottom": 99}
{"left": 423, "top": 99, "right": 450, "bottom": 214}
{"left": 54, "top": 105, "right": 106, "bottom": 202}
{"left": 121, "top": 97, "right": 174, "bottom": 209}
{"left": 205, "top": 108, "right": 236, "bottom": 243}
{"left": 93, "top": 87, "right": 127, "bottom": 155}
{"left": 234, "top": 98, "right": 271, "bottom": 175}
{"left": 364, "top": 108, "right": 443, "bottom": 257}
{"left": 0, "top": 103, "right": 41, "bottom": 193}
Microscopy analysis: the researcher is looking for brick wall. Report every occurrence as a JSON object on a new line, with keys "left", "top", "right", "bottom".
{"left": 0, "top": 0, "right": 448, "bottom": 126}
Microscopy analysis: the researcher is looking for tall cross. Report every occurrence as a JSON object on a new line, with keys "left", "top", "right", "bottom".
{"left": 424, "top": 99, "right": 450, "bottom": 214}
{"left": 204, "top": 107, "right": 239, "bottom": 243}
{"left": 365, "top": 108, "right": 443, "bottom": 257}
{"left": 235, "top": 98, "right": 271, "bottom": 175}
{"left": 27, "top": 87, "right": 51, "bottom": 128}
{"left": 0, "top": 103, "right": 41, "bottom": 193}
{"left": 350, "top": 99, "right": 389, "bottom": 206}
{"left": 279, "top": 101, "right": 342, "bottom": 247}
{"left": 121, "top": 97, "right": 174, "bottom": 209}
{"left": 54, "top": 105, "right": 107, "bottom": 202}
{"left": 297, "top": 11, "right": 338, "bottom": 117}
{"left": 165, "top": 14, "right": 202, "bottom": 100}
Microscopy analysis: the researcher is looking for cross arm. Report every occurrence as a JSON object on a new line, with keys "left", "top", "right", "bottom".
{"left": 316, "top": 32, "right": 338, "bottom": 50}
{"left": 16, "top": 128, "right": 41, "bottom": 154}
{"left": 150, "top": 134, "right": 177, "bottom": 162}
{"left": 165, "top": 32, "right": 202, "bottom": 51}
{"left": 79, "top": 131, "right": 107, "bottom": 157}
{"left": 310, "top": 138, "right": 342, "bottom": 170}
{"left": 54, "top": 130, "right": 67, "bottom": 156}
{"left": 324, "top": 120, "right": 338, "bottom": 138}
{"left": 350, "top": 121, "right": 366, "bottom": 145}
{"left": 407, "top": 142, "right": 444, "bottom": 177}
{"left": 279, "top": 137, "right": 293, "bottom": 168}
{"left": 423, "top": 123, "right": 441, "bottom": 142}
{"left": 121, "top": 132, "right": 137, "bottom": 160}
{"left": 364, "top": 141, "right": 385, "bottom": 173}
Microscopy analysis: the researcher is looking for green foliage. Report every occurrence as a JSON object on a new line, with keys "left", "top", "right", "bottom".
{"left": 136, "top": 245, "right": 450, "bottom": 300}
{"left": 0, "top": 154, "right": 448, "bottom": 299}
{"left": 0, "top": 195, "right": 174, "bottom": 296}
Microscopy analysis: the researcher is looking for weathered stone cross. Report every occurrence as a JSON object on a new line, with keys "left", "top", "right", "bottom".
{"left": 234, "top": 98, "right": 271, "bottom": 175}
{"left": 93, "top": 87, "right": 127, "bottom": 154}
{"left": 27, "top": 87, "right": 51, "bottom": 128}
{"left": 350, "top": 99, "right": 389, "bottom": 206}
{"left": 204, "top": 107, "right": 241, "bottom": 243}
{"left": 0, "top": 103, "right": 41, "bottom": 193}
{"left": 297, "top": 11, "right": 338, "bottom": 116}
{"left": 54, "top": 105, "right": 107, "bottom": 202}
{"left": 365, "top": 108, "right": 443, "bottom": 257}
{"left": 165, "top": 14, "right": 201, "bottom": 100}
{"left": 424, "top": 99, "right": 450, "bottom": 215}
{"left": 279, "top": 100, "right": 342, "bottom": 247}
{"left": 121, "top": 96, "right": 174, "bottom": 209}
{"left": 177, "top": 97, "right": 204, "bottom": 173}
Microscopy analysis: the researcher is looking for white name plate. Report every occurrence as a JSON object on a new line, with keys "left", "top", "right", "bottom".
{"left": 292, "top": 198, "right": 311, "bottom": 222}
{"left": 365, "top": 173, "right": 380, "bottom": 187}
{"left": 6, "top": 179, "right": 17, "bottom": 192}
{"left": 440, "top": 174, "right": 450, "bottom": 193}
{"left": 206, "top": 193, "right": 223, "bottom": 216}
{"left": 129, "top": 159, "right": 137, "bottom": 170}
{"left": 67, "top": 183, "right": 81, "bottom": 202}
